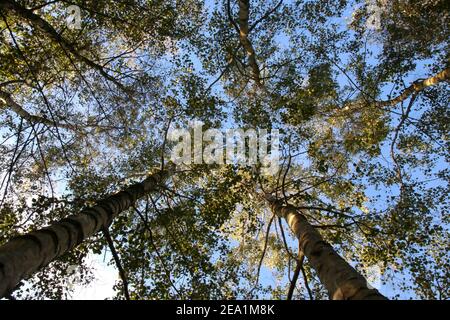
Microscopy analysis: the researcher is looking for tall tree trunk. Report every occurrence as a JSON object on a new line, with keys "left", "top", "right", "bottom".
{"left": 267, "top": 197, "right": 387, "bottom": 300}
{"left": 237, "top": 0, "right": 262, "bottom": 86}
{"left": 0, "top": 168, "right": 172, "bottom": 297}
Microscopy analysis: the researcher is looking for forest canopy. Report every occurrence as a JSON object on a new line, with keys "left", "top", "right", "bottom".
{"left": 0, "top": 0, "right": 448, "bottom": 300}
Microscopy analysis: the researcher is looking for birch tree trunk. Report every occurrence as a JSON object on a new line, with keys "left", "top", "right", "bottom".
{"left": 0, "top": 168, "right": 172, "bottom": 297}
{"left": 268, "top": 198, "right": 387, "bottom": 300}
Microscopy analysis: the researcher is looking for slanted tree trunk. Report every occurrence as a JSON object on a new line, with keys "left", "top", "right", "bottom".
{"left": 0, "top": 168, "right": 172, "bottom": 297}
{"left": 378, "top": 67, "right": 450, "bottom": 107}
{"left": 267, "top": 197, "right": 387, "bottom": 300}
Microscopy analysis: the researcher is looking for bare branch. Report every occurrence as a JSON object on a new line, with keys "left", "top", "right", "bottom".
{"left": 287, "top": 251, "right": 303, "bottom": 300}
{"left": 0, "top": 90, "right": 75, "bottom": 130}
{"left": 249, "top": 0, "right": 283, "bottom": 33}
{"left": 378, "top": 68, "right": 449, "bottom": 107}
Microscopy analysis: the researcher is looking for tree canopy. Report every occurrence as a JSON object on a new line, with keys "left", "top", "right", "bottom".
{"left": 0, "top": 0, "right": 448, "bottom": 299}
